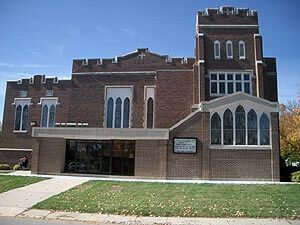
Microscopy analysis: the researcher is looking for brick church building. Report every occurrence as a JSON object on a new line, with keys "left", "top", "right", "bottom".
{"left": 0, "top": 6, "right": 280, "bottom": 180}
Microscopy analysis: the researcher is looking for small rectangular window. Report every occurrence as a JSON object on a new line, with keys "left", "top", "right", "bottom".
{"left": 244, "top": 74, "right": 250, "bottom": 80}
{"left": 236, "top": 82, "right": 242, "bottom": 92}
{"left": 219, "top": 74, "right": 225, "bottom": 80}
{"left": 46, "top": 90, "right": 53, "bottom": 97}
{"left": 227, "top": 83, "right": 234, "bottom": 94}
{"left": 244, "top": 83, "right": 250, "bottom": 94}
{"left": 211, "top": 82, "right": 217, "bottom": 94}
{"left": 219, "top": 82, "right": 225, "bottom": 94}
{"left": 227, "top": 74, "right": 233, "bottom": 80}
{"left": 19, "top": 90, "right": 28, "bottom": 97}
{"left": 211, "top": 74, "right": 217, "bottom": 80}
{"left": 236, "top": 74, "right": 242, "bottom": 80}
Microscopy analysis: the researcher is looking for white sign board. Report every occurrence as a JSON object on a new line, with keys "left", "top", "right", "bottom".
{"left": 173, "top": 138, "right": 197, "bottom": 153}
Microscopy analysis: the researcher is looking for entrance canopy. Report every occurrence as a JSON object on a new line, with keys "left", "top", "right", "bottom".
{"left": 32, "top": 127, "right": 169, "bottom": 140}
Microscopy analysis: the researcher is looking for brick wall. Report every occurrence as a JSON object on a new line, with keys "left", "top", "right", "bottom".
{"left": 0, "top": 150, "right": 32, "bottom": 169}
{"left": 31, "top": 137, "right": 66, "bottom": 174}
{"left": 209, "top": 149, "right": 272, "bottom": 180}
{"left": 155, "top": 70, "right": 193, "bottom": 128}
{"left": 69, "top": 74, "right": 156, "bottom": 128}
{"left": 167, "top": 112, "right": 204, "bottom": 179}
{"left": 0, "top": 75, "right": 71, "bottom": 149}
{"left": 135, "top": 140, "right": 168, "bottom": 178}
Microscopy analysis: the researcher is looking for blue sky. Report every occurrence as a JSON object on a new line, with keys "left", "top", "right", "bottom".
{"left": 0, "top": 0, "right": 299, "bottom": 122}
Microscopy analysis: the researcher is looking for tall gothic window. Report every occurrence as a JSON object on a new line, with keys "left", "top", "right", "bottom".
{"left": 115, "top": 98, "right": 122, "bottom": 128}
{"left": 106, "top": 98, "right": 114, "bottom": 128}
{"left": 14, "top": 98, "right": 31, "bottom": 132}
{"left": 226, "top": 40, "right": 233, "bottom": 59}
{"left": 146, "top": 97, "right": 154, "bottom": 128}
{"left": 214, "top": 40, "right": 221, "bottom": 59}
{"left": 41, "top": 105, "right": 48, "bottom": 127}
{"left": 21, "top": 105, "right": 29, "bottom": 131}
{"left": 223, "top": 109, "right": 233, "bottom": 145}
{"left": 235, "top": 105, "right": 246, "bottom": 145}
{"left": 239, "top": 41, "right": 246, "bottom": 59}
{"left": 14, "top": 105, "right": 22, "bottom": 131}
{"left": 40, "top": 99, "right": 57, "bottom": 128}
{"left": 49, "top": 105, "right": 56, "bottom": 127}
{"left": 247, "top": 109, "right": 258, "bottom": 145}
{"left": 106, "top": 87, "right": 132, "bottom": 128}
{"left": 211, "top": 113, "right": 221, "bottom": 145}
{"left": 260, "top": 113, "right": 270, "bottom": 145}
{"left": 123, "top": 98, "right": 130, "bottom": 128}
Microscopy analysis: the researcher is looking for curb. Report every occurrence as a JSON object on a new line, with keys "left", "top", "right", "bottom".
{"left": 15, "top": 209, "right": 300, "bottom": 225}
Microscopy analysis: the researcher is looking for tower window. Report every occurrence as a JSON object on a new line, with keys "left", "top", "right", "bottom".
{"left": 214, "top": 40, "right": 221, "bottom": 59}
{"left": 226, "top": 40, "right": 233, "bottom": 59}
{"left": 210, "top": 72, "right": 252, "bottom": 96}
{"left": 239, "top": 41, "right": 246, "bottom": 59}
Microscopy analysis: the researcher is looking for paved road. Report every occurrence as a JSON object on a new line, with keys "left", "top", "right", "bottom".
{"left": 0, "top": 217, "right": 112, "bottom": 225}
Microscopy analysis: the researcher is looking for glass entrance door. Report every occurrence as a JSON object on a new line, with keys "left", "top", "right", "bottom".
{"left": 65, "top": 140, "right": 135, "bottom": 176}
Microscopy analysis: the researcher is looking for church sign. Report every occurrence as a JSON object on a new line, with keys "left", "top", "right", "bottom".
{"left": 173, "top": 138, "right": 197, "bottom": 154}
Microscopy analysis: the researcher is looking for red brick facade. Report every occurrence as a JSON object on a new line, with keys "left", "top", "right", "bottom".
{"left": 0, "top": 6, "right": 280, "bottom": 181}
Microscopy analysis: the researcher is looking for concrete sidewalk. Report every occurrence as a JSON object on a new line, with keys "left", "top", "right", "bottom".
{"left": 18, "top": 209, "right": 300, "bottom": 225}
{"left": 0, "top": 172, "right": 299, "bottom": 224}
{"left": 0, "top": 176, "right": 89, "bottom": 217}
{"left": 6, "top": 170, "right": 300, "bottom": 185}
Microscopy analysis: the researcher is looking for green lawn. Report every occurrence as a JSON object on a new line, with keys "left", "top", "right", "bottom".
{"left": 0, "top": 175, "right": 47, "bottom": 193}
{"left": 34, "top": 181, "right": 300, "bottom": 218}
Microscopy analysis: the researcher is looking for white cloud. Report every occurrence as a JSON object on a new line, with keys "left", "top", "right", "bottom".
{"left": 0, "top": 62, "right": 14, "bottom": 68}
{"left": 0, "top": 71, "right": 30, "bottom": 80}
{"left": 120, "top": 28, "right": 135, "bottom": 38}
{"left": 29, "top": 50, "right": 43, "bottom": 58}
{"left": 21, "top": 64, "right": 55, "bottom": 68}
{"left": 94, "top": 26, "right": 106, "bottom": 34}
{"left": 56, "top": 45, "right": 64, "bottom": 56}
{"left": 66, "top": 27, "right": 77, "bottom": 36}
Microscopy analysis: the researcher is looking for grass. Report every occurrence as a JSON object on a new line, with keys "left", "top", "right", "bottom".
{"left": 0, "top": 175, "right": 47, "bottom": 193}
{"left": 34, "top": 181, "right": 300, "bottom": 219}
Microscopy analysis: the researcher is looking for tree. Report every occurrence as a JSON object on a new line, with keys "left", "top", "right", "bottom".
{"left": 279, "top": 90, "right": 300, "bottom": 164}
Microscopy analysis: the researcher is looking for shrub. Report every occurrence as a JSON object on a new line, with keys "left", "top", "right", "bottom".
{"left": 13, "top": 164, "right": 20, "bottom": 170}
{"left": 291, "top": 171, "right": 300, "bottom": 182}
{"left": 0, "top": 164, "right": 10, "bottom": 170}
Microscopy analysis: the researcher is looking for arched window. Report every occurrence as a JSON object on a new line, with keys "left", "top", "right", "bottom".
{"left": 106, "top": 98, "right": 114, "bottom": 128}
{"left": 223, "top": 109, "right": 233, "bottom": 145}
{"left": 260, "top": 113, "right": 270, "bottom": 145}
{"left": 41, "top": 105, "right": 48, "bottom": 127}
{"left": 22, "top": 105, "right": 29, "bottom": 131}
{"left": 14, "top": 105, "right": 22, "bottom": 130}
{"left": 211, "top": 113, "right": 221, "bottom": 145}
{"left": 49, "top": 105, "right": 56, "bottom": 127}
{"left": 123, "top": 98, "right": 130, "bottom": 128}
{"left": 239, "top": 41, "right": 246, "bottom": 59}
{"left": 226, "top": 40, "right": 233, "bottom": 59}
{"left": 247, "top": 109, "right": 257, "bottom": 145}
{"left": 214, "top": 40, "right": 221, "bottom": 59}
{"left": 114, "top": 97, "right": 122, "bottom": 128}
{"left": 235, "top": 105, "right": 245, "bottom": 145}
{"left": 147, "top": 97, "right": 154, "bottom": 128}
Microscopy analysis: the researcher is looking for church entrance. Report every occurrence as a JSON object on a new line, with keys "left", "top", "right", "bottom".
{"left": 65, "top": 140, "right": 135, "bottom": 176}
